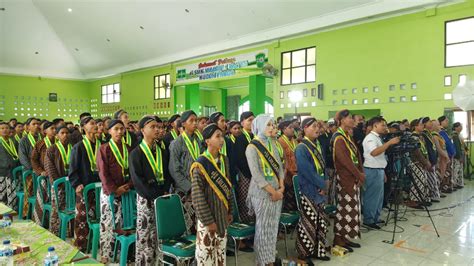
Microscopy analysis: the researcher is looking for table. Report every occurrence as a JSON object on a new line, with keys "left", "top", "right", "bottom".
{"left": 0, "top": 202, "right": 16, "bottom": 218}
{"left": 1, "top": 220, "right": 102, "bottom": 265}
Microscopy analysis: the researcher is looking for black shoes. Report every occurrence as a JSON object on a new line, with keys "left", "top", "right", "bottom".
{"left": 363, "top": 223, "right": 382, "bottom": 230}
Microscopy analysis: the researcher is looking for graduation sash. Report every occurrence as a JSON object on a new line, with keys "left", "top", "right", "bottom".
{"left": 44, "top": 137, "right": 55, "bottom": 148}
{"left": 83, "top": 136, "right": 100, "bottom": 171}
{"left": 331, "top": 127, "right": 359, "bottom": 166}
{"left": 14, "top": 135, "right": 21, "bottom": 143}
{"left": 122, "top": 131, "right": 132, "bottom": 146}
{"left": 190, "top": 151, "right": 232, "bottom": 210}
{"left": 139, "top": 141, "right": 164, "bottom": 184}
{"left": 182, "top": 132, "right": 200, "bottom": 160}
{"left": 56, "top": 141, "right": 71, "bottom": 171}
{"left": 230, "top": 134, "right": 236, "bottom": 144}
{"left": 0, "top": 137, "right": 18, "bottom": 161}
{"left": 195, "top": 130, "right": 203, "bottom": 142}
{"left": 301, "top": 137, "right": 324, "bottom": 175}
{"left": 280, "top": 135, "right": 297, "bottom": 151}
{"left": 109, "top": 139, "right": 129, "bottom": 177}
{"left": 249, "top": 138, "right": 280, "bottom": 180}
{"left": 170, "top": 129, "right": 178, "bottom": 140}
{"left": 27, "top": 133, "right": 40, "bottom": 147}
{"left": 242, "top": 129, "right": 253, "bottom": 143}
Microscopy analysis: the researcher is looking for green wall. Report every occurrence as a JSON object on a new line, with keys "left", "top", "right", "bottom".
{"left": 0, "top": 74, "right": 90, "bottom": 123}
{"left": 1, "top": 0, "right": 474, "bottom": 122}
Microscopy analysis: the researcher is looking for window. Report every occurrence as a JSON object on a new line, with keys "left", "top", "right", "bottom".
{"left": 363, "top": 87, "right": 369, "bottom": 93}
{"left": 411, "top": 83, "right": 417, "bottom": 89}
{"left": 342, "top": 89, "right": 348, "bottom": 95}
{"left": 101, "top": 83, "right": 120, "bottom": 104}
{"left": 389, "top": 97, "right": 396, "bottom": 103}
{"left": 154, "top": 74, "right": 171, "bottom": 99}
{"left": 363, "top": 98, "right": 368, "bottom": 104}
{"left": 411, "top": 95, "right": 418, "bottom": 101}
{"left": 352, "top": 88, "right": 358, "bottom": 94}
{"left": 373, "top": 86, "right": 379, "bottom": 92}
{"left": 352, "top": 99, "right": 358, "bottom": 105}
{"left": 400, "top": 96, "right": 407, "bottom": 102}
{"left": 400, "top": 84, "right": 406, "bottom": 90}
{"left": 444, "top": 93, "right": 452, "bottom": 100}
{"left": 303, "top": 89, "right": 308, "bottom": 97}
{"left": 311, "top": 88, "right": 316, "bottom": 97}
{"left": 445, "top": 17, "right": 474, "bottom": 67}
{"left": 280, "top": 91, "right": 284, "bottom": 99}
{"left": 445, "top": 75, "right": 452, "bottom": 86}
{"left": 281, "top": 47, "right": 316, "bottom": 85}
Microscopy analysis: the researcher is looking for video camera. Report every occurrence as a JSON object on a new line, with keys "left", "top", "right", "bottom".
{"left": 384, "top": 131, "right": 421, "bottom": 155}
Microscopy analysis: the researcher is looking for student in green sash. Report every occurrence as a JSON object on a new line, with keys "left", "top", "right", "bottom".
{"left": 227, "top": 120, "right": 241, "bottom": 144}
{"left": 114, "top": 109, "right": 138, "bottom": 149}
{"left": 31, "top": 121, "right": 57, "bottom": 225}
{"left": 130, "top": 115, "right": 171, "bottom": 265}
{"left": 163, "top": 114, "right": 180, "bottom": 150}
{"left": 191, "top": 123, "right": 233, "bottom": 265}
{"left": 44, "top": 125, "right": 71, "bottom": 236}
{"left": 13, "top": 122, "right": 24, "bottom": 145}
{"left": 97, "top": 119, "right": 133, "bottom": 263}
{"left": 209, "top": 112, "right": 237, "bottom": 185}
{"left": 246, "top": 114, "right": 285, "bottom": 265}
{"left": 195, "top": 116, "right": 209, "bottom": 142}
{"left": 169, "top": 110, "right": 202, "bottom": 233}
{"left": 69, "top": 116, "right": 100, "bottom": 252}
{"left": 18, "top": 117, "right": 41, "bottom": 218}
{"left": 0, "top": 122, "right": 20, "bottom": 207}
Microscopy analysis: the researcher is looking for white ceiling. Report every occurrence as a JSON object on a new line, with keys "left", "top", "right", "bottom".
{"left": 0, "top": 0, "right": 452, "bottom": 80}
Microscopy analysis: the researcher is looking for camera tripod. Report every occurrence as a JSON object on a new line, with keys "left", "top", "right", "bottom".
{"left": 384, "top": 153, "right": 440, "bottom": 244}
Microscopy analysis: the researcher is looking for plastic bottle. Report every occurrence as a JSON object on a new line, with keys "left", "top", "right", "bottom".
{"left": 44, "top": 246, "right": 59, "bottom": 266}
{"left": 2, "top": 240, "right": 14, "bottom": 266}
{"left": 2, "top": 215, "right": 12, "bottom": 232}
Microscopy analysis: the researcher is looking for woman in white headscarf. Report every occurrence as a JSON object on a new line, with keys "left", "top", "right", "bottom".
{"left": 246, "top": 114, "right": 285, "bottom": 265}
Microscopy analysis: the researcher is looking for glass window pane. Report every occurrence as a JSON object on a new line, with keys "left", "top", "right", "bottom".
{"left": 107, "top": 94, "right": 113, "bottom": 103}
{"left": 166, "top": 74, "right": 170, "bottom": 85}
{"left": 102, "top": 86, "right": 107, "bottom": 94}
{"left": 155, "top": 89, "right": 159, "bottom": 99}
{"left": 292, "top": 50, "right": 306, "bottom": 67}
{"left": 114, "top": 94, "right": 120, "bottom": 102}
{"left": 282, "top": 53, "right": 291, "bottom": 68}
{"left": 166, "top": 88, "right": 171, "bottom": 98}
{"left": 159, "top": 87, "right": 165, "bottom": 99}
{"left": 102, "top": 95, "right": 107, "bottom": 103}
{"left": 159, "top": 75, "right": 166, "bottom": 87}
{"left": 306, "top": 65, "right": 315, "bottom": 82}
{"left": 107, "top": 85, "right": 114, "bottom": 94}
{"left": 155, "top": 76, "right": 159, "bottom": 87}
{"left": 307, "top": 48, "right": 316, "bottom": 65}
{"left": 282, "top": 69, "right": 291, "bottom": 85}
{"left": 291, "top": 67, "right": 306, "bottom": 84}
{"left": 446, "top": 42, "right": 474, "bottom": 67}
{"left": 446, "top": 18, "right": 474, "bottom": 44}
{"left": 114, "top": 83, "right": 120, "bottom": 92}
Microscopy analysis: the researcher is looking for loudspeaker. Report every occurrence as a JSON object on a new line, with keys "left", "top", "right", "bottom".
{"left": 317, "top": 84, "right": 324, "bottom": 100}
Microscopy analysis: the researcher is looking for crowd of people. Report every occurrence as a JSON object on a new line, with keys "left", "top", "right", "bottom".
{"left": 0, "top": 108, "right": 468, "bottom": 265}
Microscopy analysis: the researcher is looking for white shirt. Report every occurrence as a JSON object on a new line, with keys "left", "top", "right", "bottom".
{"left": 363, "top": 131, "right": 387, "bottom": 168}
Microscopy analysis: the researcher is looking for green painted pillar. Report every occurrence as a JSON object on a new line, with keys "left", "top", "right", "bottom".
{"left": 185, "top": 84, "right": 200, "bottom": 111}
{"left": 221, "top": 89, "right": 227, "bottom": 117}
{"left": 249, "top": 75, "right": 266, "bottom": 115}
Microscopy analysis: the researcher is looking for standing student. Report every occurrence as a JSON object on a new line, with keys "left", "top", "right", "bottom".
{"left": 69, "top": 116, "right": 100, "bottom": 252}
{"left": 69, "top": 113, "right": 92, "bottom": 145}
{"left": 452, "top": 122, "right": 465, "bottom": 189}
{"left": 169, "top": 110, "right": 201, "bottom": 232}
{"left": 295, "top": 118, "right": 330, "bottom": 261}
{"left": 96, "top": 119, "right": 133, "bottom": 263}
{"left": 209, "top": 112, "right": 237, "bottom": 185}
{"left": 163, "top": 114, "right": 180, "bottom": 150}
{"left": 408, "top": 118, "right": 432, "bottom": 208}
{"left": 246, "top": 115, "right": 284, "bottom": 265}
{"left": 431, "top": 120, "right": 449, "bottom": 199}
{"left": 421, "top": 117, "right": 440, "bottom": 202}
{"left": 438, "top": 116, "right": 455, "bottom": 193}
{"left": 191, "top": 123, "right": 233, "bottom": 265}
{"left": 277, "top": 120, "right": 298, "bottom": 212}
{"left": 227, "top": 120, "right": 241, "bottom": 144}
{"left": 195, "top": 116, "right": 209, "bottom": 142}
{"left": 18, "top": 117, "right": 42, "bottom": 218}
{"left": 44, "top": 125, "right": 71, "bottom": 236}
{"left": 234, "top": 111, "right": 256, "bottom": 224}
{"left": 130, "top": 116, "right": 172, "bottom": 266}
{"left": 13, "top": 123, "right": 24, "bottom": 144}
{"left": 31, "top": 121, "right": 57, "bottom": 225}
{"left": 331, "top": 109, "right": 364, "bottom": 252}
{"left": 0, "top": 122, "right": 20, "bottom": 208}
{"left": 114, "top": 109, "right": 138, "bottom": 149}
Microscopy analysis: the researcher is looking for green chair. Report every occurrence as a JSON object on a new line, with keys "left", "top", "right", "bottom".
{"left": 53, "top": 176, "right": 76, "bottom": 240}
{"left": 227, "top": 189, "right": 255, "bottom": 266}
{"left": 22, "top": 170, "right": 37, "bottom": 219}
{"left": 83, "top": 182, "right": 102, "bottom": 260}
{"left": 155, "top": 194, "right": 195, "bottom": 265}
{"left": 11, "top": 166, "right": 24, "bottom": 219}
{"left": 37, "top": 175, "right": 52, "bottom": 227}
{"left": 110, "top": 190, "right": 137, "bottom": 266}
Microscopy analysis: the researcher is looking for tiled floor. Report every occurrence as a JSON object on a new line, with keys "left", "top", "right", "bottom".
{"left": 228, "top": 179, "right": 474, "bottom": 265}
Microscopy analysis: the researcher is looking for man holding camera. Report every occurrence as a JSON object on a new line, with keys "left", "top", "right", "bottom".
{"left": 362, "top": 117, "right": 400, "bottom": 229}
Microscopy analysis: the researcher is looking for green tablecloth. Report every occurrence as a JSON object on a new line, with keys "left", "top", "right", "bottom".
{"left": 0, "top": 202, "right": 16, "bottom": 216}
{"left": 1, "top": 220, "right": 102, "bottom": 265}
